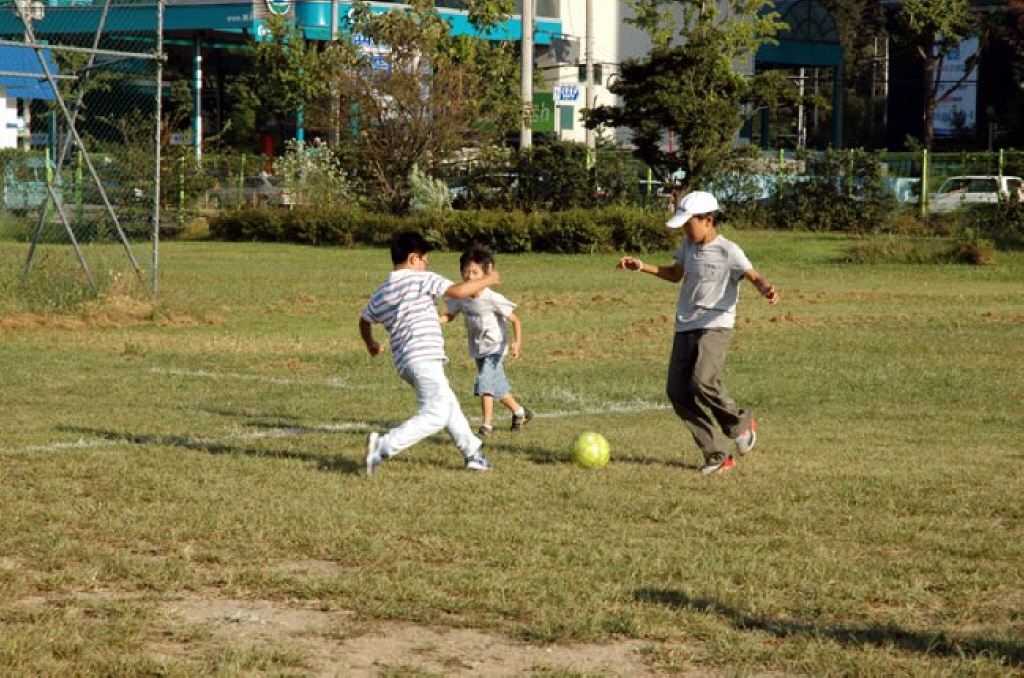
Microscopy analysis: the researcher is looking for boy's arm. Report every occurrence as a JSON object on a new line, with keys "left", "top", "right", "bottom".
{"left": 445, "top": 268, "right": 500, "bottom": 299}
{"left": 359, "top": 316, "right": 386, "bottom": 356}
{"left": 744, "top": 268, "right": 780, "bottom": 304}
{"left": 617, "top": 256, "right": 683, "bottom": 283}
{"left": 507, "top": 311, "right": 522, "bottom": 361}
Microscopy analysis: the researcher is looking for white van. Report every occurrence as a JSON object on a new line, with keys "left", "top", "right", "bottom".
{"left": 927, "top": 175, "right": 1024, "bottom": 214}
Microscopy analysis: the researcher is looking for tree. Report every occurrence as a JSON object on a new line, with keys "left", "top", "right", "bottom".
{"left": 820, "top": 0, "right": 887, "bottom": 148}
{"left": 585, "top": 0, "right": 791, "bottom": 190}
{"left": 250, "top": 14, "right": 352, "bottom": 137}
{"left": 886, "top": 0, "right": 978, "bottom": 150}
{"left": 336, "top": 0, "right": 517, "bottom": 213}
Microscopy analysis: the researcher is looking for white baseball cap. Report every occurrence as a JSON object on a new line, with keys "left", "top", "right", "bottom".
{"left": 666, "top": 190, "right": 719, "bottom": 229}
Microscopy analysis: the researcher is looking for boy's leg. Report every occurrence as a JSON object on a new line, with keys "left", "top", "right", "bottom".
{"left": 666, "top": 331, "right": 729, "bottom": 459}
{"left": 481, "top": 394, "right": 495, "bottom": 428}
{"left": 442, "top": 386, "right": 483, "bottom": 458}
{"left": 378, "top": 360, "right": 479, "bottom": 458}
{"left": 499, "top": 393, "right": 522, "bottom": 413}
{"left": 692, "top": 329, "right": 751, "bottom": 440}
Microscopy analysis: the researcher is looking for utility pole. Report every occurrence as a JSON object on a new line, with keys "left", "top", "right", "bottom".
{"left": 193, "top": 35, "right": 202, "bottom": 162}
{"left": 520, "top": 0, "right": 533, "bottom": 149}
{"left": 329, "top": 0, "right": 340, "bottom": 147}
{"left": 585, "top": 0, "right": 594, "bottom": 153}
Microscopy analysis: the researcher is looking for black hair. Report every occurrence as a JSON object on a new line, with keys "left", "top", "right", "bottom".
{"left": 700, "top": 209, "right": 724, "bottom": 225}
{"left": 459, "top": 244, "right": 494, "bottom": 272}
{"left": 390, "top": 230, "right": 434, "bottom": 265}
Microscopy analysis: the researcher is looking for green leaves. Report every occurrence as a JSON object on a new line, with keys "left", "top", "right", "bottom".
{"left": 589, "top": 1, "right": 787, "bottom": 189}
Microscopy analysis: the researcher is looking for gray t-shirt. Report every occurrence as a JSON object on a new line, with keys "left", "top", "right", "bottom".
{"left": 673, "top": 235, "right": 752, "bottom": 332}
{"left": 445, "top": 289, "right": 517, "bottom": 359}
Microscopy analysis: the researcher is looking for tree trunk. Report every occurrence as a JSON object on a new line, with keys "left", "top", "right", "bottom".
{"left": 922, "top": 56, "right": 937, "bottom": 150}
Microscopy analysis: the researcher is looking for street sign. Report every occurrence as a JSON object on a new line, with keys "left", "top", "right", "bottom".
{"left": 554, "top": 85, "right": 580, "bottom": 103}
{"left": 532, "top": 93, "right": 554, "bottom": 133}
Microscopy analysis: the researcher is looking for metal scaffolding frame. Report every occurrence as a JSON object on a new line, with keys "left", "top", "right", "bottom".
{"left": 4, "top": 0, "right": 165, "bottom": 298}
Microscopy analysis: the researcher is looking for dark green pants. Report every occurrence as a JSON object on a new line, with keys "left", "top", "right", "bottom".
{"left": 666, "top": 328, "right": 751, "bottom": 460}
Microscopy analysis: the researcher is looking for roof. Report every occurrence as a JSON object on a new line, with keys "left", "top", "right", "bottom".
{"left": 0, "top": 45, "right": 59, "bottom": 100}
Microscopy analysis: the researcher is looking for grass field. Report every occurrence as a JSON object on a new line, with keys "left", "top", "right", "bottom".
{"left": 1, "top": 232, "right": 1021, "bottom": 676}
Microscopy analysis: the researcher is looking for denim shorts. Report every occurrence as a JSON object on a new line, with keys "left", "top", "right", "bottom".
{"left": 474, "top": 353, "right": 510, "bottom": 399}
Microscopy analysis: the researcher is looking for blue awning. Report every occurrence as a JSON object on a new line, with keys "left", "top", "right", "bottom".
{"left": 0, "top": 45, "right": 60, "bottom": 100}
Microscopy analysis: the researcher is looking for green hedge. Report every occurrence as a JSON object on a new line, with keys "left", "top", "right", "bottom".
{"left": 208, "top": 206, "right": 681, "bottom": 254}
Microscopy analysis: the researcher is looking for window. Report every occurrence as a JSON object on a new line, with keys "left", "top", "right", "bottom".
{"left": 578, "top": 63, "right": 602, "bottom": 85}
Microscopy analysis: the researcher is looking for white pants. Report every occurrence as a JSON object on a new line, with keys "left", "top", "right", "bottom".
{"left": 378, "top": 360, "right": 480, "bottom": 459}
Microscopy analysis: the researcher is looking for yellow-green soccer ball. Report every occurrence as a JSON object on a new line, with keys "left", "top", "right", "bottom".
{"left": 571, "top": 431, "right": 611, "bottom": 469}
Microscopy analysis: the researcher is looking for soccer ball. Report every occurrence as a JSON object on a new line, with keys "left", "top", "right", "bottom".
{"left": 571, "top": 431, "right": 611, "bottom": 469}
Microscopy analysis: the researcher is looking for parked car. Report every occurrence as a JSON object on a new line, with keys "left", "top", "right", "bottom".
{"left": 927, "top": 175, "right": 1023, "bottom": 214}
{"left": 205, "top": 174, "right": 293, "bottom": 209}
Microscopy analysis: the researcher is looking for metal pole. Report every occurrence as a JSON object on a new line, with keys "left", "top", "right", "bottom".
{"left": 920, "top": 148, "right": 929, "bottom": 218}
{"left": 520, "top": 0, "right": 533, "bottom": 150}
{"left": 329, "top": 0, "right": 341, "bottom": 147}
{"left": 193, "top": 34, "right": 202, "bottom": 163}
{"left": 21, "top": 2, "right": 32, "bottom": 152}
{"left": 585, "top": 0, "right": 594, "bottom": 153}
{"left": 153, "top": 0, "right": 164, "bottom": 300}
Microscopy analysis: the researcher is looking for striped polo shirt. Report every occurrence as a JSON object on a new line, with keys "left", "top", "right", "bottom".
{"left": 362, "top": 269, "right": 452, "bottom": 375}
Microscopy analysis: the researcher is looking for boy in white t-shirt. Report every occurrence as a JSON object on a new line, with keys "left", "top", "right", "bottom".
{"left": 617, "top": 191, "right": 780, "bottom": 476}
{"left": 441, "top": 246, "right": 533, "bottom": 437}
{"left": 359, "top": 231, "right": 500, "bottom": 476}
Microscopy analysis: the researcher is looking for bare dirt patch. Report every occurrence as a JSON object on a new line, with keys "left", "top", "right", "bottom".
{"left": 157, "top": 596, "right": 679, "bottom": 676}
{"left": 0, "top": 294, "right": 217, "bottom": 330}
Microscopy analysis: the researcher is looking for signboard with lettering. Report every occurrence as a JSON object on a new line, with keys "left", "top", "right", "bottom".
{"left": 553, "top": 85, "right": 579, "bottom": 103}
{"left": 532, "top": 92, "right": 554, "bottom": 133}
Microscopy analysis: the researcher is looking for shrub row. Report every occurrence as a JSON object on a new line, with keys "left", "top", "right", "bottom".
{"left": 208, "top": 206, "right": 681, "bottom": 254}
{"left": 207, "top": 194, "right": 1024, "bottom": 255}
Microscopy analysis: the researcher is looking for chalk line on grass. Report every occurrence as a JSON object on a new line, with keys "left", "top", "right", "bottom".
{"left": 8, "top": 368, "right": 670, "bottom": 455}
{"left": 150, "top": 367, "right": 355, "bottom": 389}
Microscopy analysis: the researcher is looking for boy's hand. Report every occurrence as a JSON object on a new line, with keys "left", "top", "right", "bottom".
{"left": 760, "top": 283, "right": 779, "bottom": 305}
{"left": 510, "top": 341, "right": 522, "bottom": 361}
{"left": 365, "top": 339, "right": 386, "bottom": 356}
{"left": 617, "top": 256, "right": 644, "bottom": 272}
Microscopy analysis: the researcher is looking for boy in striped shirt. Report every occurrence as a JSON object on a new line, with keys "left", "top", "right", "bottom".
{"left": 359, "top": 231, "right": 500, "bottom": 475}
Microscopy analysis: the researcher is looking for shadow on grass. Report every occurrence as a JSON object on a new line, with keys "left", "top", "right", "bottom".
{"left": 633, "top": 588, "right": 1022, "bottom": 667}
{"left": 57, "top": 425, "right": 364, "bottom": 475}
{"left": 483, "top": 439, "right": 701, "bottom": 470}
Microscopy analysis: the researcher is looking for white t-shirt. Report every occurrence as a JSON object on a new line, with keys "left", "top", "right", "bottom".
{"left": 673, "top": 235, "right": 752, "bottom": 332}
{"left": 362, "top": 269, "right": 452, "bottom": 375}
{"left": 445, "top": 289, "right": 516, "bottom": 359}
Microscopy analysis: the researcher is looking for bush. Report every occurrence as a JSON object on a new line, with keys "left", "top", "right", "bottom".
{"left": 961, "top": 200, "right": 1024, "bottom": 250}
{"left": 515, "top": 142, "right": 594, "bottom": 212}
{"left": 208, "top": 206, "right": 676, "bottom": 254}
{"left": 443, "top": 211, "right": 534, "bottom": 253}
{"left": 533, "top": 210, "right": 610, "bottom": 253}
{"left": 755, "top": 149, "right": 899, "bottom": 234}
{"left": 842, "top": 234, "right": 996, "bottom": 265}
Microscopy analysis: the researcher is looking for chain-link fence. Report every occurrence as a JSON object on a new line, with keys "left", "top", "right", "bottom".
{"left": 0, "top": 0, "right": 161, "bottom": 291}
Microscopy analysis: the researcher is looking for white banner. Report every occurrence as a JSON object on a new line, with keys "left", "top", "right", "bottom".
{"left": 934, "top": 37, "right": 978, "bottom": 138}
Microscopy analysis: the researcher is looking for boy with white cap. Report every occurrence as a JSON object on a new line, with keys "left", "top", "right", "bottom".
{"left": 617, "top": 190, "right": 780, "bottom": 475}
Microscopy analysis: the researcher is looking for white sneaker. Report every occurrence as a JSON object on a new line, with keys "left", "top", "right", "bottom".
{"left": 464, "top": 453, "right": 492, "bottom": 471}
{"left": 735, "top": 418, "right": 757, "bottom": 456}
{"left": 365, "top": 432, "right": 382, "bottom": 476}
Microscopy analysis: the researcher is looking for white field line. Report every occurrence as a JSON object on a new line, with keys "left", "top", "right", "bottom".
{"left": 5, "top": 368, "right": 670, "bottom": 455}
{"left": 150, "top": 367, "right": 354, "bottom": 389}
{"left": 4, "top": 402, "right": 670, "bottom": 456}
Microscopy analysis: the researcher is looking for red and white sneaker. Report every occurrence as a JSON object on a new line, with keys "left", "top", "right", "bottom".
{"left": 735, "top": 418, "right": 757, "bottom": 456}
{"left": 699, "top": 454, "right": 735, "bottom": 476}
